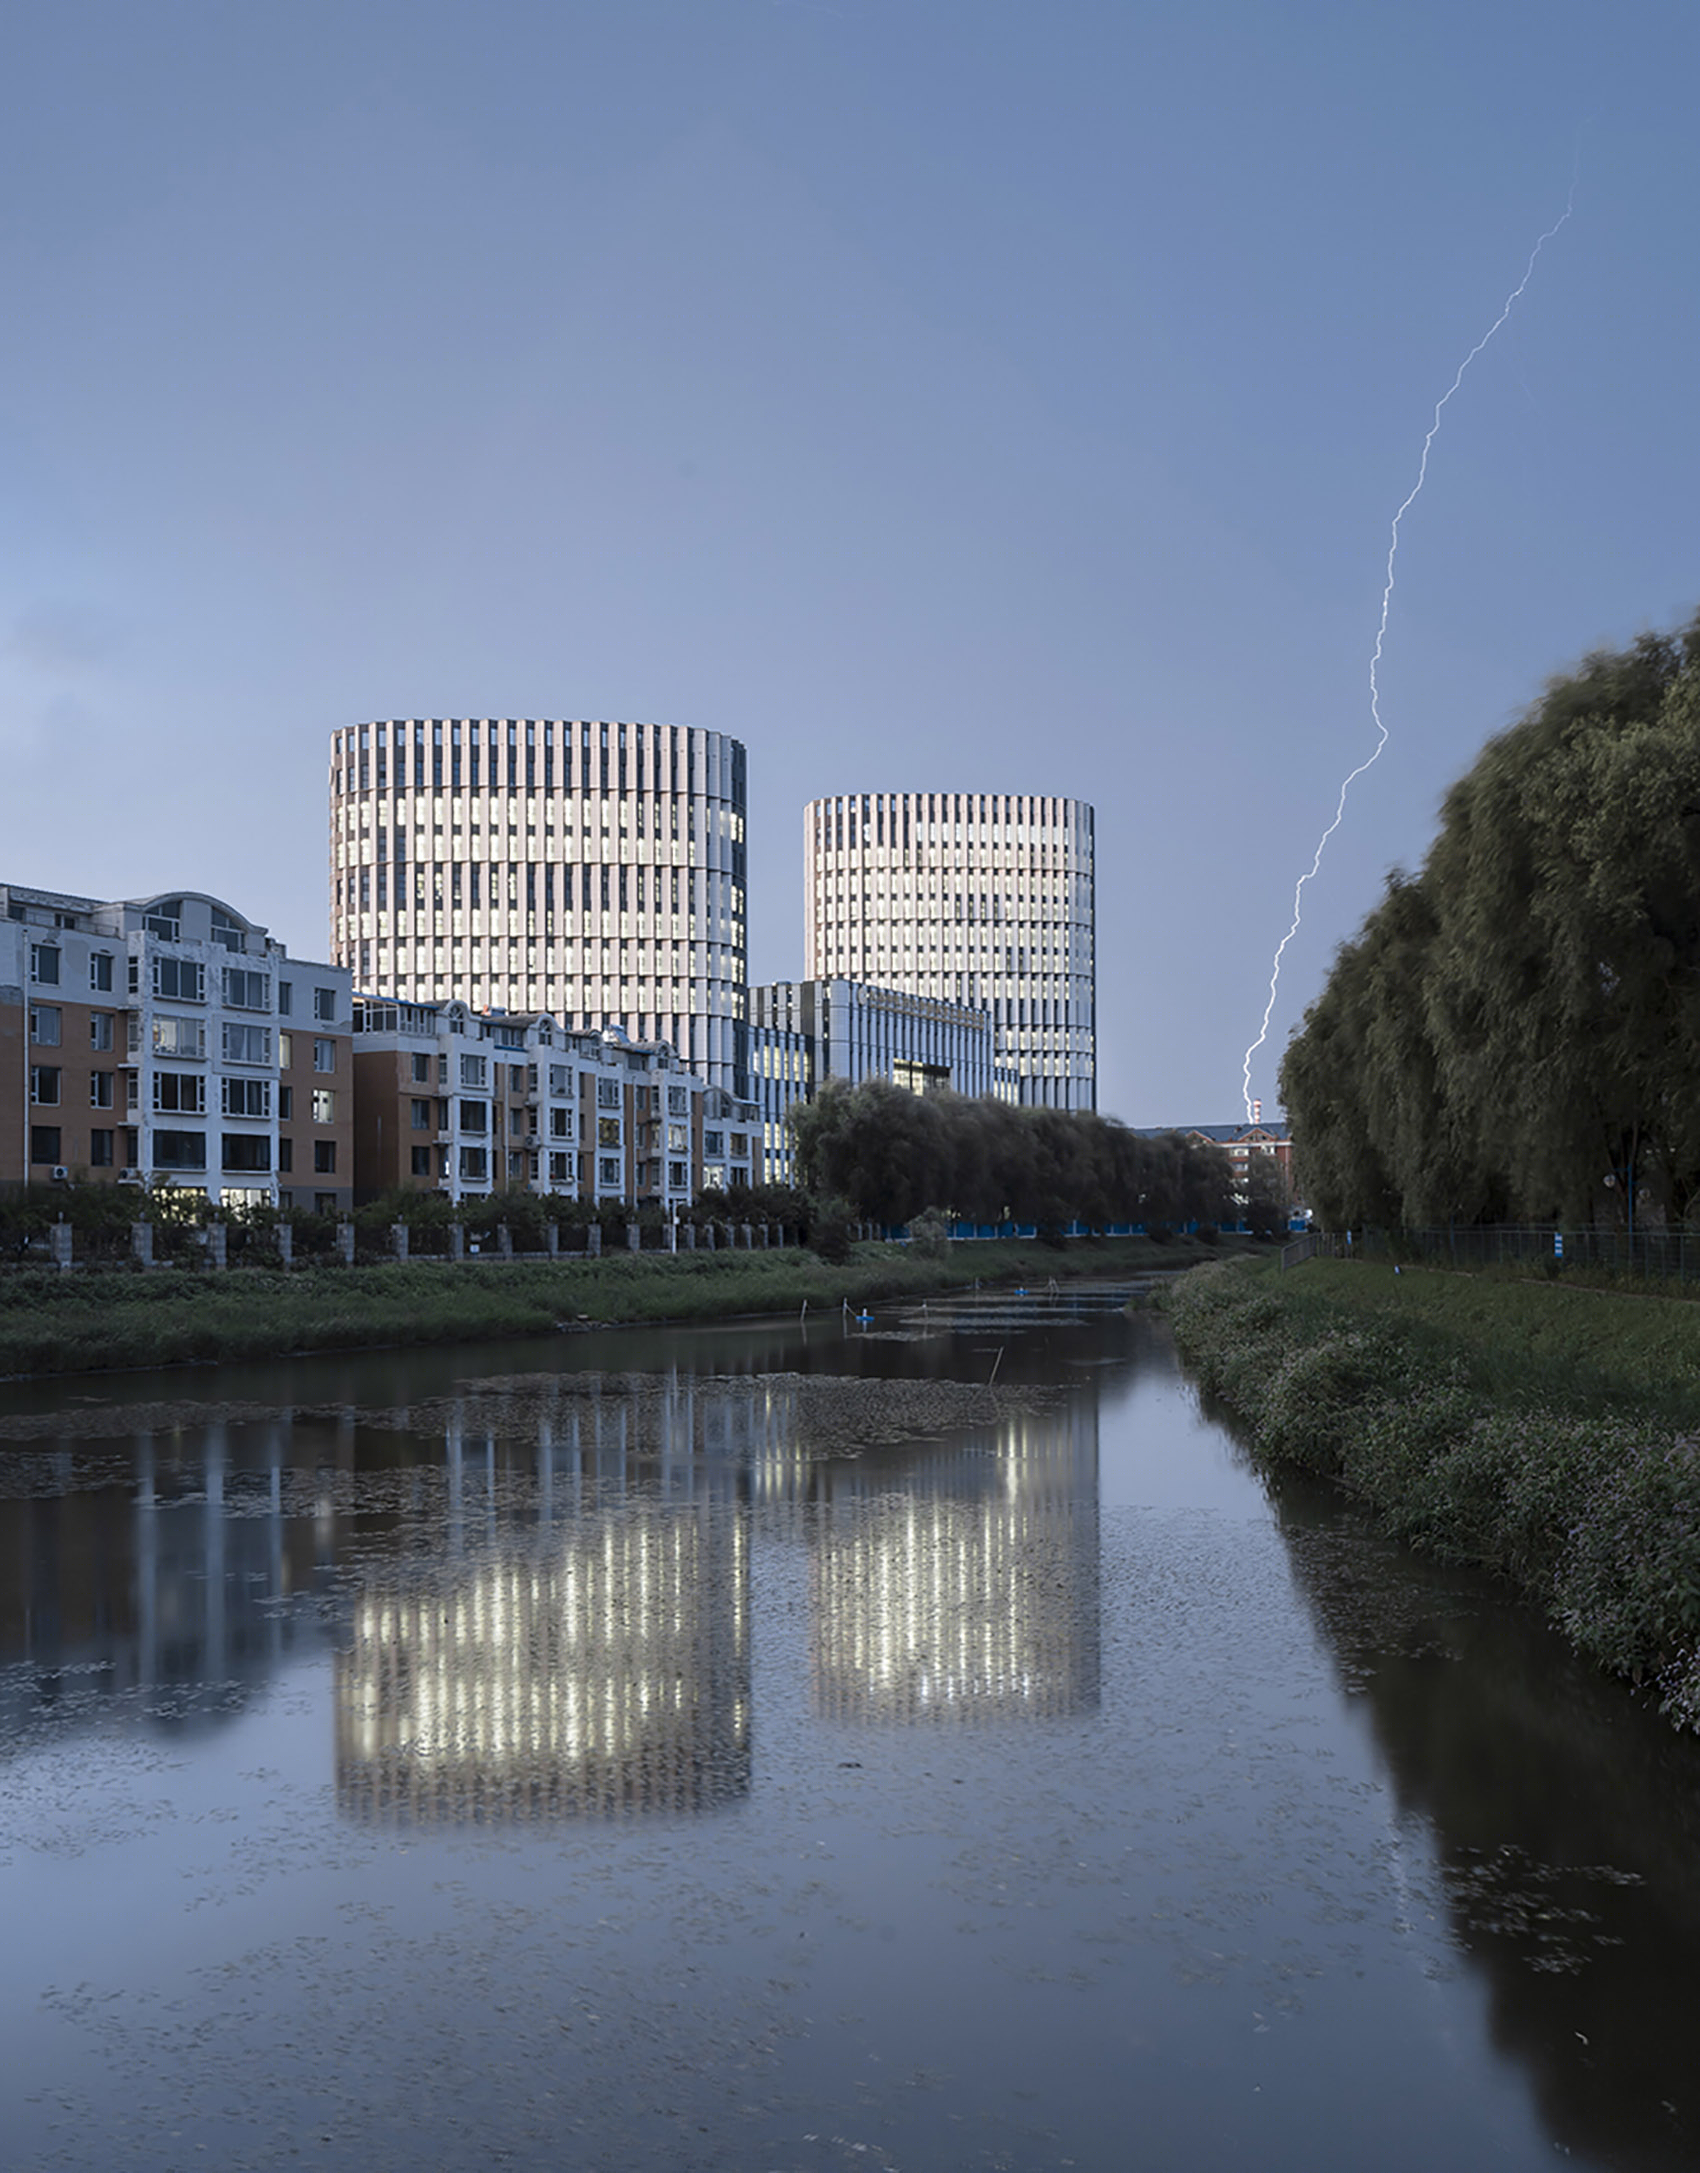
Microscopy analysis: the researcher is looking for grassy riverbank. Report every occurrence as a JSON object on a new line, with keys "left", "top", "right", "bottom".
{"left": 0, "top": 1233, "right": 1198, "bottom": 1382}
{"left": 1164, "top": 1257, "right": 1700, "bottom": 1731}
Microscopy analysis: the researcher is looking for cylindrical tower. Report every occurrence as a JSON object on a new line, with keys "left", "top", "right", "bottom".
{"left": 330, "top": 721, "right": 747, "bottom": 1095}
{"left": 803, "top": 791, "right": 1095, "bottom": 1110}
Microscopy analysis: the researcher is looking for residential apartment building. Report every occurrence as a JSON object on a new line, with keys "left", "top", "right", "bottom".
{"left": 803, "top": 792, "right": 1096, "bottom": 1110}
{"left": 748, "top": 976, "right": 1008, "bottom": 1186}
{"left": 1, "top": 882, "right": 351, "bottom": 1210}
{"left": 329, "top": 720, "right": 749, "bottom": 1096}
{"left": 350, "top": 999, "right": 751, "bottom": 1213}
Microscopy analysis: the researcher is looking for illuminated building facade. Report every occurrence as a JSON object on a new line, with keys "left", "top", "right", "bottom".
{"left": 747, "top": 975, "right": 1006, "bottom": 1185}
{"left": 803, "top": 792, "right": 1096, "bottom": 1110}
{"left": 329, "top": 720, "right": 749, "bottom": 1095}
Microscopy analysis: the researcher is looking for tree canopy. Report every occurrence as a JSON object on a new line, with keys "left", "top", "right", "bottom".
{"left": 1280, "top": 612, "right": 1700, "bottom": 1228}
{"left": 789, "top": 1081, "right": 1236, "bottom": 1232}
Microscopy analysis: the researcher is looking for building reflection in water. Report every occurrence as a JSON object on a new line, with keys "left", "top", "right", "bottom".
{"left": 335, "top": 1400, "right": 751, "bottom": 1825}
{"left": 0, "top": 1418, "right": 347, "bottom": 1741}
{"left": 806, "top": 1405, "right": 1100, "bottom": 1727}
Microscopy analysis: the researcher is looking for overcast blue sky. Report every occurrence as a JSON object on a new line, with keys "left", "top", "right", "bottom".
{"left": 4, "top": 0, "right": 1696, "bottom": 1121}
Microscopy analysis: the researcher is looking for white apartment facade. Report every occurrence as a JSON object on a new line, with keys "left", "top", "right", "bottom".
{"left": 329, "top": 720, "right": 749, "bottom": 1096}
{"left": 803, "top": 792, "right": 1096, "bottom": 1111}
{"left": 1, "top": 881, "right": 352, "bottom": 1210}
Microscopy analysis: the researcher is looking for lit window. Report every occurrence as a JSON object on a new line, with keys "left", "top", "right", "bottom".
{"left": 311, "top": 1089, "right": 336, "bottom": 1124}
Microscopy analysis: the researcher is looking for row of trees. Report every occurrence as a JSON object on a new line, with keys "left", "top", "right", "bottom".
{"left": 1281, "top": 613, "right": 1700, "bottom": 1230}
{"left": 790, "top": 1079, "right": 1255, "bottom": 1233}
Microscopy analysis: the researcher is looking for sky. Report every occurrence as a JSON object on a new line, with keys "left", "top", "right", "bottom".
{"left": 4, "top": 0, "right": 1698, "bottom": 1124}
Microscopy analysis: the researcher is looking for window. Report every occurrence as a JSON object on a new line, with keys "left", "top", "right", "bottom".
{"left": 279, "top": 1085, "right": 293, "bottom": 1120}
{"left": 89, "top": 1072, "right": 114, "bottom": 1109}
{"left": 668, "top": 1161, "right": 688, "bottom": 1189}
{"left": 729, "top": 1134, "right": 748, "bottom": 1158}
{"left": 153, "top": 956, "right": 204, "bottom": 1002}
{"left": 548, "top": 1152, "right": 571, "bottom": 1182}
{"left": 314, "top": 1193, "right": 338, "bottom": 1212}
{"left": 410, "top": 1098, "right": 432, "bottom": 1131}
{"left": 313, "top": 1139, "right": 337, "bottom": 1174}
{"left": 410, "top": 1145, "right": 435, "bottom": 1177}
{"left": 598, "top": 1156, "right": 620, "bottom": 1186}
{"left": 460, "top": 1053, "right": 487, "bottom": 1088}
{"left": 89, "top": 1130, "right": 114, "bottom": 1168}
{"left": 410, "top": 1052, "right": 432, "bottom": 1083}
{"left": 668, "top": 1124, "right": 688, "bottom": 1152}
{"left": 29, "top": 943, "right": 60, "bottom": 985}
{"left": 222, "top": 1134, "right": 272, "bottom": 1172}
{"left": 278, "top": 1138, "right": 293, "bottom": 1172}
{"left": 597, "top": 1077, "right": 620, "bottom": 1107}
{"left": 311, "top": 1089, "right": 336, "bottom": 1124}
{"left": 457, "top": 1145, "right": 487, "bottom": 1182}
{"left": 549, "top": 1108, "right": 570, "bottom": 1139}
{"left": 313, "top": 986, "right": 337, "bottom": 1021}
{"left": 278, "top": 1031, "right": 293, "bottom": 1068}
{"left": 28, "top": 1003, "right": 60, "bottom": 1046}
{"left": 668, "top": 1086, "right": 687, "bottom": 1115}
{"left": 277, "top": 981, "right": 293, "bottom": 1016}
{"left": 223, "top": 1022, "right": 272, "bottom": 1065}
{"left": 598, "top": 1117, "right": 620, "bottom": 1147}
{"left": 704, "top": 1130, "right": 724, "bottom": 1157}
{"left": 154, "top": 1130, "right": 207, "bottom": 1171}
{"left": 89, "top": 952, "right": 113, "bottom": 992}
{"left": 459, "top": 1099, "right": 488, "bottom": 1132}
{"left": 29, "top": 1126, "right": 61, "bottom": 1164}
{"left": 313, "top": 1037, "right": 336, "bottom": 1072}
{"left": 223, "top": 968, "right": 270, "bottom": 1009}
{"left": 153, "top": 1016, "right": 206, "bottom": 1059}
{"left": 89, "top": 1012, "right": 114, "bottom": 1051}
{"left": 30, "top": 1066, "right": 61, "bottom": 1105}
{"left": 153, "top": 1073, "right": 206, "bottom": 1114}
{"left": 222, "top": 1077, "right": 271, "bottom": 1117}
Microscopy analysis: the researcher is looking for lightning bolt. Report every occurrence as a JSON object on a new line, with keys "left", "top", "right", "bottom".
{"left": 1241, "top": 184, "right": 1577, "bottom": 1123}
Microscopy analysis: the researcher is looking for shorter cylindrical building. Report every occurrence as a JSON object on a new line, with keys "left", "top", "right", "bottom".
{"left": 803, "top": 792, "right": 1095, "bottom": 1109}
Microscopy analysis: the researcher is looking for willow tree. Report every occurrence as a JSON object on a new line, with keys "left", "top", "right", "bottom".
{"left": 1283, "top": 611, "right": 1700, "bottom": 1227}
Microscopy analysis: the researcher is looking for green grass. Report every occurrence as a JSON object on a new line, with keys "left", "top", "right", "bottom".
{"left": 1263, "top": 1256, "right": 1700, "bottom": 1422}
{"left": 1162, "top": 1256, "right": 1700, "bottom": 1733}
{"left": 0, "top": 1232, "right": 1210, "bottom": 1381}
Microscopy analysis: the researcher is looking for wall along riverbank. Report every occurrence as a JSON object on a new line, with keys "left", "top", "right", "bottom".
{"left": 1163, "top": 1256, "right": 1700, "bottom": 1734}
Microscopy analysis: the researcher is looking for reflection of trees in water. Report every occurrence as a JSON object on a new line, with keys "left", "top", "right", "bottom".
{"left": 1268, "top": 1468, "right": 1700, "bottom": 2171}
{"left": 807, "top": 1404, "right": 1100, "bottom": 1726}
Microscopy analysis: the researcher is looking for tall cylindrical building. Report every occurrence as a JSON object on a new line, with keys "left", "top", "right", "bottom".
{"left": 803, "top": 791, "right": 1095, "bottom": 1109}
{"left": 330, "top": 720, "right": 747, "bottom": 1094}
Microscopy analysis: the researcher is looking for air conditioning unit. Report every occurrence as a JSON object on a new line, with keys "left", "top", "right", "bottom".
{"left": 47, "top": 1164, "right": 69, "bottom": 1181}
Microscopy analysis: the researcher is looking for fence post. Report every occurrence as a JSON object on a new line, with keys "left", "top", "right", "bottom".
{"left": 336, "top": 1222, "right": 355, "bottom": 1265}
{"left": 626, "top": 1222, "right": 642, "bottom": 1253}
{"left": 276, "top": 1222, "right": 293, "bottom": 1267}
{"left": 586, "top": 1223, "right": 601, "bottom": 1258}
{"left": 131, "top": 1222, "right": 154, "bottom": 1269}
{"left": 205, "top": 1222, "right": 227, "bottom": 1271}
{"left": 391, "top": 1222, "right": 409, "bottom": 1262}
{"left": 448, "top": 1223, "right": 465, "bottom": 1262}
{"left": 497, "top": 1222, "right": 514, "bottom": 1259}
{"left": 546, "top": 1222, "right": 560, "bottom": 1257}
{"left": 49, "top": 1219, "right": 73, "bottom": 1275}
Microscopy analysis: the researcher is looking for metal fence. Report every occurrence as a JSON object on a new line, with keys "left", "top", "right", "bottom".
{"left": 1303, "top": 1224, "right": 1700, "bottom": 1283}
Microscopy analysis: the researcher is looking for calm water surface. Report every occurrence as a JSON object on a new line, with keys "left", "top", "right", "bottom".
{"left": 4, "top": 1291, "right": 1700, "bottom": 2171}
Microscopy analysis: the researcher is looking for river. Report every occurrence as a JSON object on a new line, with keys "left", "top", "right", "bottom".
{"left": 3, "top": 1286, "right": 1699, "bottom": 2171}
